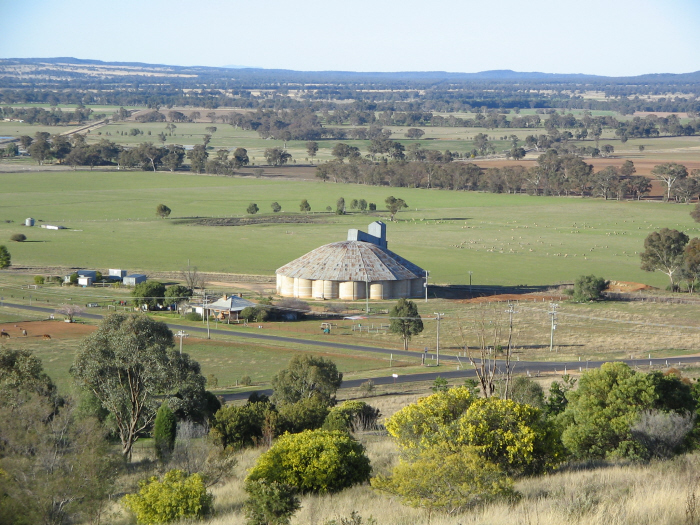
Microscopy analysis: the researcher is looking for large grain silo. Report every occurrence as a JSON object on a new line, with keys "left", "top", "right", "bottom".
{"left": 276, "top": 221, "right": 425, "bottom": 300}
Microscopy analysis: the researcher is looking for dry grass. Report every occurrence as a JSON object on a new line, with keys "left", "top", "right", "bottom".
{"left": 160, "top": 434, "right": 700, "bottom": 525}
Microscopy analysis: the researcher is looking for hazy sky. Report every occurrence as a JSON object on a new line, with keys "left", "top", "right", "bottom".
{"left": 2, "top": 0, "right": 699, "bottom": 76}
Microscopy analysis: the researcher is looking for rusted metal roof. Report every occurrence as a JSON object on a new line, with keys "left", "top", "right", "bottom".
{"left": 276, "top": 241, "right": 424, "bottom": 282}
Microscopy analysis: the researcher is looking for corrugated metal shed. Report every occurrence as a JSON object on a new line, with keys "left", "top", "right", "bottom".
{"left": 276, "top": 240, "right": 424, "bottom": 281}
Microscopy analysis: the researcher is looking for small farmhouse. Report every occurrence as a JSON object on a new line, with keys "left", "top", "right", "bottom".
{"left": 189, "top": 294, "right": 257, "bottom": 323}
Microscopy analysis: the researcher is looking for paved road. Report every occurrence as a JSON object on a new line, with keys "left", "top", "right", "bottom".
{"left": 5, "top": 301, "right": 700, "bottom": 402}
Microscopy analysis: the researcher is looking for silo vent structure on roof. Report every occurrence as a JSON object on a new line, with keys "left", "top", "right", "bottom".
{"left": 276, "top": 221, "right": 425, "bottom": 300}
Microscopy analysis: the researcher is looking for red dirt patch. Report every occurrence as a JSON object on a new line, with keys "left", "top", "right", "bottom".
{"left": 0, "top": 320, "right": 95, "bottom": 340}
{"left": 460, "top": 293, "right": 568, "bottom": 304}
{"left": 606, "top": 280, "right": 655, "bottom": 293}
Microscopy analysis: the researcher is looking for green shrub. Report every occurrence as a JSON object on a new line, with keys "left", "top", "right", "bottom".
{"left": 372, "top": 444, "right": 516, "bottom": 515}
{"left": 154, "top": 402, "right": 177, "bottom": 462}
{"left": 211, "top": 401, "right": 274, "bottom": 450}
{"left": 247, "top": 429, "right": 371, "bottom": 494}
{"left": 241, "top": 375, "right": 252, "bottom": 386}
{"left": 573, "top": 274, "right": 607, "bottom": 302}
{"left": 184, "top": 312, "right": 202, "bottom": 321}
{"left": 10, "top": 233, "right": 26, "bottom": 242}
{"left": 243, "top": 479, "right": 300, "bottom": 525}
{"left": 323, "top": 401, "right": 380, "bottom": 432}
{"left": 122, "top": 470, "right": 213, "bottom": 524}
{"left": 277, "top": 396, "right": 330, "bottom": 434}
{"left": 34, "top": 275, "right": 45, "bottom": 285}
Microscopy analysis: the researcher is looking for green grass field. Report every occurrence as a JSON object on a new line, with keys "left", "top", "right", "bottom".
{"left": 1, "top": 170, "right": 698, "bottom": 287}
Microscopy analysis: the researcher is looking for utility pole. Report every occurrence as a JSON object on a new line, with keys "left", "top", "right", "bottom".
{"left": 176, "top": 330, "right": 189, "bottom": 354}
{"left": 434, "top": 312, "right": 444, "bottom": 365}
{"left": 204, "top": 290, "right": 210, "bottom": 339}
{"left": 548, "top": 303, "right": 559, "bottom": 352}
{"left": 468, "top": 271, "right": 473, "bottom": 297}
{"left": 424, "top": 270, "right": 429, "bottom": 303}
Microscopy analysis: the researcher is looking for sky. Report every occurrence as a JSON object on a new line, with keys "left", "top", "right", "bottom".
{"left": 2, "top": 0, "right": 699, "bottom": 77}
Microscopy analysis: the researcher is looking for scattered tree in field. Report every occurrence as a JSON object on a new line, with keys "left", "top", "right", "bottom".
{"left": 205, "top": 126, "right": 217, "bottom": 134}
{"left": 271, "top": 355, "right": 343, "bottom": 407}
{"left": 72, "top": 313, "right": 206, "bottom": 459}
{"left": 233, "top": 147, "right": 250, "bottom": 168}
{"left": 510, "top": 146, "right": 526, "bottom": 160}
{"left": 132, "top": 280, "right": 167, "bottom": 310}
{"left": 358, "top": 199, "right": 368, "bottom": 212}
{"left": 187, "top": 144, "right": 208, "bottom": 173}
{"left": 0, "top": 245, "right": 10, "bottom": 268}
{"left": 640, "top": 228, "right": 689, "bottom": 289}
{"left": 28, "top": 138, "right": 51, "bottom": 165}
{"left": 335, "top": 197, "right": 345, "bottom": 215}
{"left": 264, "top": 147, "right": 291, "bottom": 166}
{"left": 573, "top": 274, "right": 607, "bottom": 302}
{"left": 34, "top": 275, "right": 45, "bottom": 285}
{"left": 620, "top": 160, "right": 636, "bottom": 177}
{"left": 404, "top": 128, "right": 425, "bottom": 139}
{"left": 652, "top": 162, "right": 688, "bottom": 201}
{"left": 10, "top": 233, "right": 26, "bottom": 242}
{"left": 639, "top": 145, "right": 645, "bottom": 152}
{"left": 299, "top": 199, "right": 311, "bottom": 213}
{"left": 57, "top": 303, "right": 83, "bottom": 322}
{"left": 156, "top": 203, "right": 171, "bottom": 218}
{"left": 271, "top": 201, "right": 282, "bottom": 213}
{"left": 306, "top": 141, "right": 319, "bottom": 162}
{"left": 385, "top": 196, "right": 407, "bottom": 221}
{"left": 246, "top": 429, "right": 371, "bottom": 494}
{"left": 247, "top": 203, "right": 259, "bottom": 215}
{"left": 154, "top": 402, "right": 177, "bottom": 462}
{"left": 122, "top": 470, "right": 213, "bottom": 524}
{"left": 389, "top": 298, "right": 423, "bottom": 351}
{"left": 331, "top": 143, "right": 360, "bottom": 162}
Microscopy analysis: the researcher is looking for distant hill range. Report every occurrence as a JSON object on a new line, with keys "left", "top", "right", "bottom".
{"left": 2, "top": 57, "right": 700, "bottom": 84}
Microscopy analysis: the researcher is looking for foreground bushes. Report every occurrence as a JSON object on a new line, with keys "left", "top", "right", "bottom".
{"left": 247, "top": 429, "right": 371, "bottom": 494}
{"left": 122, "top": 470, "right": 213, "bottom": 524}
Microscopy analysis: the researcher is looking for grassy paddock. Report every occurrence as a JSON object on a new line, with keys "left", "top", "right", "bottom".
{"left": 1, "top": 171, "right": 699, "bottom": 287}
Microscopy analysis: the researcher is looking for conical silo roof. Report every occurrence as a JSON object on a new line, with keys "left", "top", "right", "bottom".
{"left": 276, "top": 240, "right": 424, "bottom": 282}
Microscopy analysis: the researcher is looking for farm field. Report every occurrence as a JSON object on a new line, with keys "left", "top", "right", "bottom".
{"left": 1, "top": 170, "right": 699, "bottom": 287}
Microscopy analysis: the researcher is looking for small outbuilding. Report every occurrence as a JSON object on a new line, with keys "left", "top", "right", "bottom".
{"left": 123, "top": 274, "right": 147, "bottom": 286}
{"left": 77, "top": 276, "right": 93, "bottom": 287}
{"left": 109, "top": 269, "right": 128, "bottom": 280}
{"left": 276, "top": 221, "right": 425, "bottom": 301}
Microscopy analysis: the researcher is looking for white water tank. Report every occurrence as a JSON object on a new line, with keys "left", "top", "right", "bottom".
{"left": 25, "top": 218, "right": 34, "bottom": 227}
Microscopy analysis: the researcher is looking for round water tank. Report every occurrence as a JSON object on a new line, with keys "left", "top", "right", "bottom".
{"left": 25, "top": 218, "right": 35, "bottom": 227}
